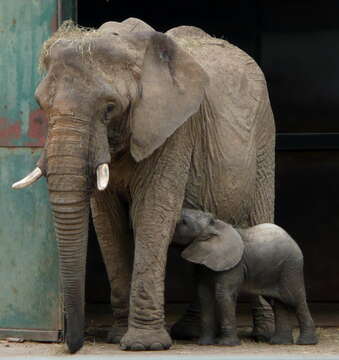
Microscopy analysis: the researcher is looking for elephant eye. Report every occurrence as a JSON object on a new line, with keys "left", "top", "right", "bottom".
{"left": 103, "top": 102, "right": 118, "bottom": 124}
{"left": 106, "top": 103, "right": 115, "bottom": 113}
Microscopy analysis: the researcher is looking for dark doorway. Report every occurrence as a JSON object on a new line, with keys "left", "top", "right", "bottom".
{"left": 79, "top": 0, "right": 339, "bottom": 308}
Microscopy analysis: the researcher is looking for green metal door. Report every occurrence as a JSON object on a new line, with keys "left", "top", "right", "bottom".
{"left": 0, "top": 0, "right": 76, "bottom": 341}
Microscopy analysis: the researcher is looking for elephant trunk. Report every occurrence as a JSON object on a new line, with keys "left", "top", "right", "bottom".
{"left": 11, "top": 114, "right": 111, "bottom": 353}
{"left": 51, "top": 191, "right": 89, "bottom": 353}
{"left": 47, "top": 117, "right": 90, "bottom": 353}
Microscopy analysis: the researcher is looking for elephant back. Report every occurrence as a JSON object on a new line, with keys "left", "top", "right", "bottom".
{"left": 166, "top": 24, "right": 271, "bottom": 138}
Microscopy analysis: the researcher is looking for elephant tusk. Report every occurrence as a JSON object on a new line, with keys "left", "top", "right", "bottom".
{"left": 96, "top": 163, "right": 109, "bottom": 191}
{"left": 12, "top": 167, "right": 43, "bottom": 189}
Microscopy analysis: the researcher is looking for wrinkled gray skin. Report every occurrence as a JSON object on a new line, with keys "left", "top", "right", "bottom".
{"left": 175, "top": 209, "right": 318, "bottom": 346}
{"left": 15, "top": 18, "right": 275, "bottom": 352}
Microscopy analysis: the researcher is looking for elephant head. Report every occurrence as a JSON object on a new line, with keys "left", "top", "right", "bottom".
{"left": 12, "top": 20, "right": 208, "bottom": 353}
{"left": 177, "top": 209, "right": 245, "bottom": 272}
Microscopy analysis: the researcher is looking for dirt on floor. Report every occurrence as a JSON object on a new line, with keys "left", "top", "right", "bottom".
{"left": 0, "top": 328, "right": 338, "bottom": 357}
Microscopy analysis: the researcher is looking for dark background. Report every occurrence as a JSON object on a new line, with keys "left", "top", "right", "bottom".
{"left": 77, "top": 0, "right": 339, "bottom": 304}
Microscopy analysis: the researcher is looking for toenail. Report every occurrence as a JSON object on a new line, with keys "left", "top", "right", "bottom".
{"left": 150, "top": 342, "right": 163, "bottom": 350}
{"left": 131, "top": 342, "right": 145, "bottom": 351}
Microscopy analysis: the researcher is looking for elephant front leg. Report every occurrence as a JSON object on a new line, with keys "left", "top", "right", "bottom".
{"left": 119, "top": 131, "right": 191, "bottom": 351}
{"left": 90, "top": 189, "right": 133, "bottom": 344}
{"left": 120, "top": 206, "right": 177, "bottom": 351}
{"left": 215, "top": 273, "right": 241, "bottom": 346}
{"left": 197, "top": 272, "right": 216, "bottom": 345}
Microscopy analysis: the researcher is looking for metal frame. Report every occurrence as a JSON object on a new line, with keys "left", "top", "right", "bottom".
{"left": 0, "top": 0, "right": 77, "bottom": 343}
{"left": 58, "top": 0, "right": 77, "bottom": 26}
{"left": 0, "top": 329, "right": 61, "bottom": 342}
{"left": 0, "top": 0, "right": 68, "bottom": 343}
{"left": 276, "top": 133, "right": 339, "bottom": 151}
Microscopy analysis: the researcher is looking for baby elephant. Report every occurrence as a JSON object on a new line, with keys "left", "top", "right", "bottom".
{"left": 173, "top": 209, "right": 318, "bottom": 346}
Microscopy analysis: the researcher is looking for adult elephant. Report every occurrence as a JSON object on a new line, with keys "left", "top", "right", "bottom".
{"left": 12, "top": 18, "right": 275, "bottom": 353}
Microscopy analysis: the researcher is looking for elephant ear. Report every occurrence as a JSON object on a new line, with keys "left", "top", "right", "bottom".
{"left": 181, "top": 223, "right": 244, "bottom": 272}
{"left": 130, "top": 32, "right": 209, "bottom": 162}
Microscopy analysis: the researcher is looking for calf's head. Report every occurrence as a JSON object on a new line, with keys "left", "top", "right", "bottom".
{"left": 176, "top": 209, "right": 245, "bottom": 272}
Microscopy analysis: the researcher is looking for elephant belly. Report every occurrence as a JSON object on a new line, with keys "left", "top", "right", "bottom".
{"left": 184, "top": 155, "right": 256, "bottom": 227}
{"left": 241, "top": 280, "right": 281, "bottom": 300}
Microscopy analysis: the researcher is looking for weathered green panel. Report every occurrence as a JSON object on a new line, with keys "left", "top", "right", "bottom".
{"left": 58, "top": 0, "right": 78, "bottom": 24}
{"left": 0, "top": 0, "right": 57, "bottom": 147}
{"left": 0, "top": 148, "right": 61, "bottom": 331}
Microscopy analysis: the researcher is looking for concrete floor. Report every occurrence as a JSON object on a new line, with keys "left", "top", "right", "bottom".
{"left": 1, "top": 303, "right": 339, "bottom": 358}
{"left": 1, "top": 328, "right": 339, "bottom": 359}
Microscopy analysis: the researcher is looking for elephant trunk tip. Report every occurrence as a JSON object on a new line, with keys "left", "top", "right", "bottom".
{"left": 65, "top": 319, "right": 85, "bottom": 353}
{"left": 67, "top": 336, "right": 84, "bottom": 354}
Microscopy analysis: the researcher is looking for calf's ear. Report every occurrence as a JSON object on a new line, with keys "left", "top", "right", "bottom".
{"left": 181, "top": 225, "right": 244, "bottom": 271}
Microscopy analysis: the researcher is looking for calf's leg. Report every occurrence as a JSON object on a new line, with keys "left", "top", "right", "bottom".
{"left": 270, "top": 300, "right": 294, "bottom": 345}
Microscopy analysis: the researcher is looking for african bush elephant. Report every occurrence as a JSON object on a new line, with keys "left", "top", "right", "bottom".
{"left": 174, "top": 209, "right": 318, "bottom": 346}
{"left": 12, "top": 18, "right": 275, "bottom": 353}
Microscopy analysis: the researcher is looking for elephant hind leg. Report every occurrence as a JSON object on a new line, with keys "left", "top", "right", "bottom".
{"left": 250, "top": 295, "right": 275, "bottom": 342}
{"left": 249, "top": 108, "right": 275, "bottom": 341}
{"left": 250, "top": 99, "right": 275, "bottom": 226}
{"left": 279, "top": 261, "right": 318, "bottom": 345}
{"left": 295, "top": 299, "right": 318, "bottom": 345}
{"left": 170, "top": 301, "right": 201, "bottom": 340}
{"left": 170, "top": 265, "right": 201, "bottom": 340}
{"left": 270, "top": 300, "right": 294, "bottom": 345}
{"left": 90, "top": 189, "right": 133, "bottom": 343}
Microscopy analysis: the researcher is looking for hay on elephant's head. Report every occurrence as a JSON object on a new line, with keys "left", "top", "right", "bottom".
{"left": 39, "top": 20, "right": 99, "bottom": 72}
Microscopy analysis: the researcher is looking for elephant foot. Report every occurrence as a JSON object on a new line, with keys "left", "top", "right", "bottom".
{"left": 197, "top": 335, "right": 215, "bottom": 345}
{"left": 296, "top": 331, "right": 318, "bottom": 345}
{"left": 107, "top": 325, "right": 128, "bottom": 344}
{"left": 170, "top": 306, "right": 200, "bottom": 340}
{"left": 269, "top": 332, "right": 294, "bottom": 345}
{"left": 120, "top": 326, "right": 172, "bottom": 351}
{"left": 107, "top": 308, "right": 129, "bottom": 344}
{"left": 251, "top": 307, "right": 275, "bottom": 342}
{"left": 216, "top": 335, "right": 241, "bottom": 346}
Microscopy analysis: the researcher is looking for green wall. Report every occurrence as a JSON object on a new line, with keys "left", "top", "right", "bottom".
{"left": 0, "top": 0, "right": 63, "bottom": 339}
{"left": 0, "top": 149, "right": 61, "bottom": 331}
{"left": 0, "top": 0, "right": 57, "bottom": 147}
